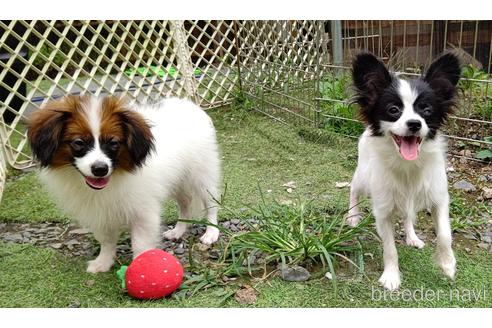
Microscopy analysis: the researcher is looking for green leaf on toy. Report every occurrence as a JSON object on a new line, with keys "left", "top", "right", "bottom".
{"left": 117, "top": 265, "right": 128, "bottom": 289}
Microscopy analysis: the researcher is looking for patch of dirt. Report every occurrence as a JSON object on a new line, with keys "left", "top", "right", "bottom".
{"left": 234, "top": 285, "right": 257, "bottom": 305}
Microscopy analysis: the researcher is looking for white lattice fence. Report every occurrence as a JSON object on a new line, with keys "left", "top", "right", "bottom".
{"left": 0, "top": 146, "right": 5, "bottom": 200}
{"left": 0, "top": 20, "right": 241, "bottom": 202}
{"left": 185, "top": 20, "right": 239, "bottom": 108}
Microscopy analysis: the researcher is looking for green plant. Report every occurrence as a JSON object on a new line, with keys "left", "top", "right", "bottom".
{"left": 319, "top": 73, "right": 364, "bottom": 136}
{"left": 459, "top": 65, "right": 489, "bottom": 91}
{"left": 219, "top": 190, "right": 373, "bottom": 286}
{"left": 31, "top": 44, "right": 67, "bottom": 68}
{"left": 458, "top": 65, "right": 492, "bottom": 120}
{"left": 450, "top": 197, "right": 488, "bottom": 233}
{"left": 475, "top": 136, "right": 492, "bottom": 161}
{"left": 175, "top": 268, "right": 225, "bottom": 300}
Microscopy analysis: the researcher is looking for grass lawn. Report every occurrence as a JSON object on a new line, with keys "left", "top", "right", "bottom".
{"left": 0, "top": 106, "right": 491, "bottom": 307}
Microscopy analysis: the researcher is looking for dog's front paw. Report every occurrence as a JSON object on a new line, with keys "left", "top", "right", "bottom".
{"left": 378, "top": 269, "right": 401, "bottom": 291}
{"left": 406, "top": 236, "right": 425, "bottom": 249}
{"left": 437, "top": 251, "right": 456, "bottom": 279}
{"left": 200, "top": 227, "right": 219, "bottom": 245}
{"left": 87, "top": 257, "right": 114, "bottom": 273}
{"left": 346, "top": 214, "right": 362, "bottom": 227}
{"left": 163, "top": 226, "right": 186, "bottom": 240}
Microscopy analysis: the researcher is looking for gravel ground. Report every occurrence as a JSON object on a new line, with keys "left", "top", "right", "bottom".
{"left": 0, "top": 220, "right": 249, "bottom": 265}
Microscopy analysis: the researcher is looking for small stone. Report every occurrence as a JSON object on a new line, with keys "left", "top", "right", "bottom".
{"left": 4, "top": 233, "right": 23, "bottom": 243}
{"left": 481, "top": 235, "right": 492, "bottom": 243}
{"left": 222, "top": 221, "right": 231, "bottom": 229}
{"left": 67, "top": 300, "right": 81, "bottom": 308}
{"left": 325, "top": 271, "right": 333, "bottom": 280}
{"left": 463, "top": 233, "right": 477, "bottom": 240}
{"left": 478, "top": 175, "right": 487, "bottom": 182}
{"left": 280, "top": 265, "right": 311, "bottom": 282}
{"left": 231, "top": 219, "right": 240, "bottom": 225}
{"left": 230, "top": 225, "right": 239, "bottom": 232}
{"left": 282, "top": 181, "right": 296, "bottom": 189}
{"left": 175, "top": 247, "right": 185, "bottom": 255}
{"left": 335, "top": 181, "right": 350, "bottom": 188}
{"left": 453, "top": 180, "right": 476, "bottom": 192}
{"left": 482, "top": 187, "right": 492, "bottom": 200}
{"left": 477, "top": 243, "right": 490, "bottom": 250}
{"left": 195, "top": 243, "right": 210, "bottom": 252}
{"left": 84, "top": 280, "right": 95, "bottom": 287}
{"left": 65, "top": 239, "right": 80, "bottom": 246}
{"left": 459, "top": 149, "right": 473, "bottom": 157}
{"left": 69, "top": 228, "right": 91, "bottom": 235}
{"left": 51, "top": 243, "right": 63, "bottom": 249}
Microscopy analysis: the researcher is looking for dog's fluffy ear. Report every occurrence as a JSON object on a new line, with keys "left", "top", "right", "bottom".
{"left": 352, "top": 52, "right": 393, "bottom": 108}
{"left": 27, "top": 99, "right": 72, "bottom": 166}
{"left": 424, "top": 52, "right": 461, "bottom": 101}
{"left": 118, "top": 107, "right": 155, "bottom": 168}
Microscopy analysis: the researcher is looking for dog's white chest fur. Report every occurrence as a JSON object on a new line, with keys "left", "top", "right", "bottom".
{"left": 352, "top": 129, "right": 449, "bottom": 216}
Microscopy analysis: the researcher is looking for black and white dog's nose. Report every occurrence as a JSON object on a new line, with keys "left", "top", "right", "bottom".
{"left": 406, "top": 119, "right": 422, "bottom": 132}
{"left": 91, "top": 162, "right": 109, "bottom": 177}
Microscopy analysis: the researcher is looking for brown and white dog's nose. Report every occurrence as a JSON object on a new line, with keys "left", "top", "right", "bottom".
{"left": 406, "top": 119, "right": 422, "bottom": 132}
{"left": 91, "top": 162, "right": 109, "bottom": 177}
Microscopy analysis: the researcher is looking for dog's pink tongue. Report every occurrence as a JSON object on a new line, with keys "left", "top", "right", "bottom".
{"left": 399, "top": 136, "right": 419, "bottom": 161}
{"left": 85, "top": 177, "right": 110, "bottom": 189}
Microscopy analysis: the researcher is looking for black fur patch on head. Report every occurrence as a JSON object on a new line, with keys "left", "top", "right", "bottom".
{"left": 352, "top": 51, "right": 461, "bottom": 137}
{"left": 99, "top": 137, "right": 120, "bottom": 164}
{"left": 423, "top": 52, "right": 461, "bottom": 120}
{"left": 352, "top": 52, "right": 394, "bottom": 135}
{"left": 27, "top": 109, "right": 70, "bottom": 167}
{"left": 118, "top": 110, "right": 155, "bottom": 169}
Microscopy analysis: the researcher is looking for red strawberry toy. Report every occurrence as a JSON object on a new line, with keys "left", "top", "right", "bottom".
{"left": 117, "top": 249, "right": 184, "bottom": 300}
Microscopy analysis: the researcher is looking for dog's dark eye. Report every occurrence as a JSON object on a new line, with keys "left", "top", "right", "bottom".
{"left": 418, "top": 103, "right": 432, "bottom": 116}
{"left": 108, "top": 139, "right": 120, "bottom": 151}
{"left": 71, "top": 138, "right": 86, "bottom": 152}
{"left": 422, "top": 108, "right": 432, "bottom": 117}
{"left": 388, "top": 105, "right": 401, "bottom": 116}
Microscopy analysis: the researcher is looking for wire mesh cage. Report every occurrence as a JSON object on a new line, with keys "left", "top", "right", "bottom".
{"left": 238, "top": 20, "right": 492, "bottom": 163}
{"left": 1, "top": 20, "right": 492, "bottom": 203}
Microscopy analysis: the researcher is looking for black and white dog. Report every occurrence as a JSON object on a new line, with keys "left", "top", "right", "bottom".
{"left": 347, "top": 52, "right": 461, "bottom": 290}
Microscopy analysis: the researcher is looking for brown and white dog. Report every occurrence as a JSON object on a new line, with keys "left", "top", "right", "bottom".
{"left": 28, "top": 95, "right": 221, "bottom": 273}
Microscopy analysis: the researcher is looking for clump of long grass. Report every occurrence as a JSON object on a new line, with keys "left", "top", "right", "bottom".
{"left": 218, "top": 190, "right": 374, "bottom": 283}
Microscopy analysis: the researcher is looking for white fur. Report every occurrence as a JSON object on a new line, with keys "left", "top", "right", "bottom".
{"left": 74, "top": 139, "right": 113, "bottom": 178}
{"left": 348, "top": 121, "right": 456, "bottom": 291}
{"left": 380, "top": 79, "right": 429, "bottom": 139}
{"left": 39, "top": 97, "right": 221, "bottom": 273}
